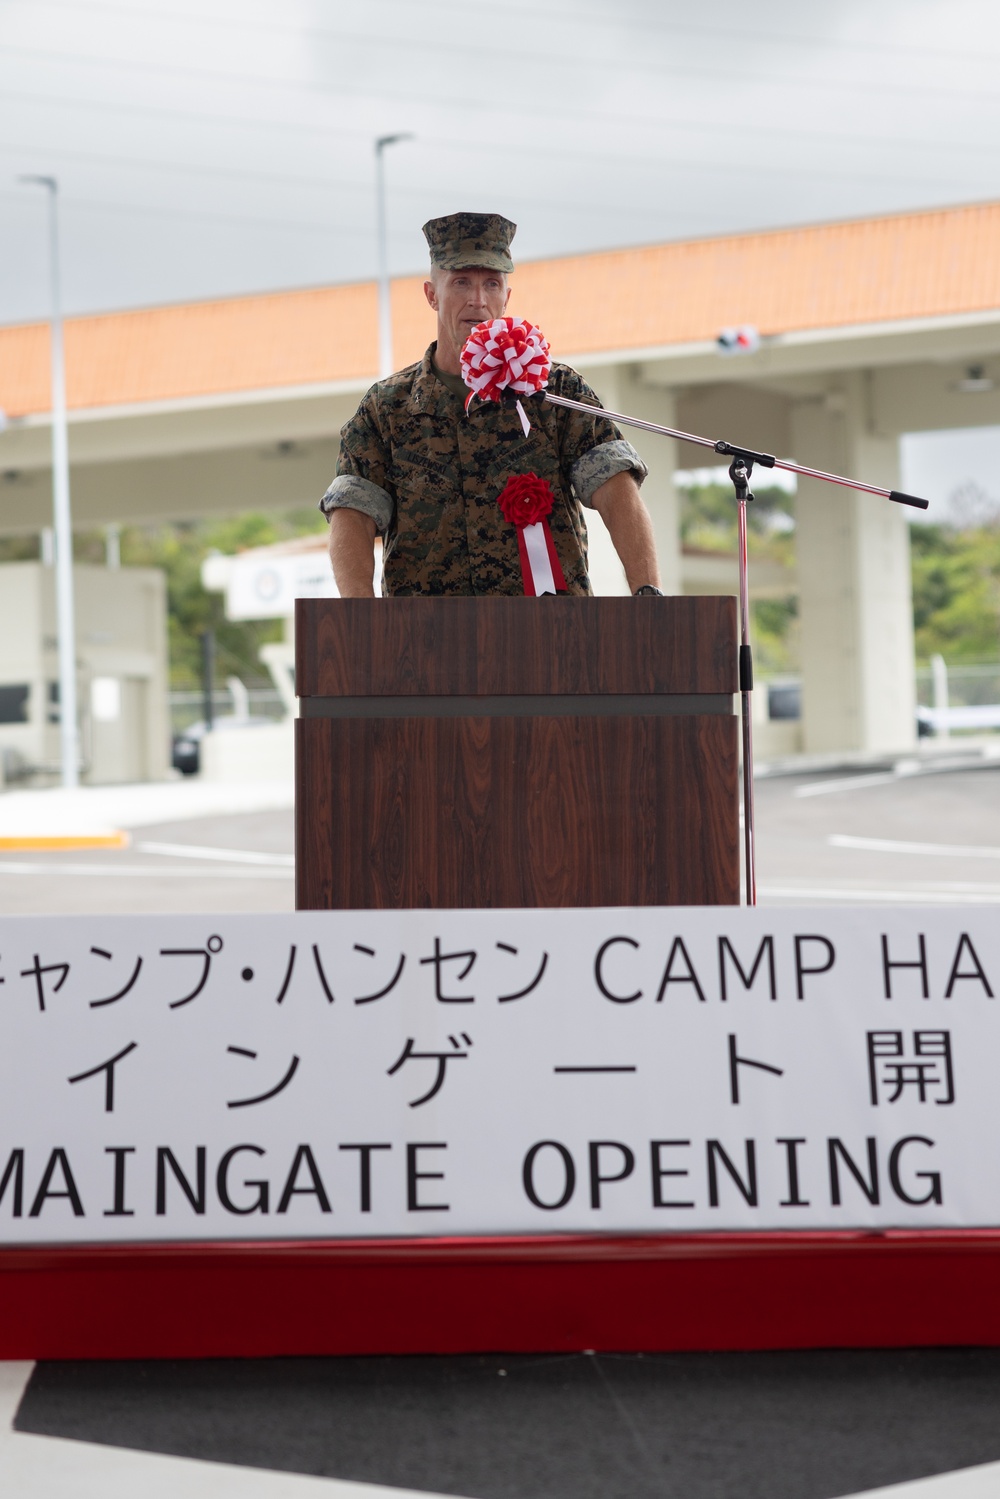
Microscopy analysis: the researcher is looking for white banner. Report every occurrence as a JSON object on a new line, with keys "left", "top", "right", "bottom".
{"left": 0, "top": 907, "right": 997, "bottom": 1244}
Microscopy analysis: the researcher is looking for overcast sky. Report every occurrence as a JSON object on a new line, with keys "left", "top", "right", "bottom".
{"left": 3, "top": 0, "right": 1000, "bottom": 324}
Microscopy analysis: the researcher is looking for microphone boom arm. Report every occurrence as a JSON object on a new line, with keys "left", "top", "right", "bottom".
{"left": 543, "top": 389, "right": 929, "bottom": 907}
{"left": 543, "top": 392, "right": 929, "bottom": 510}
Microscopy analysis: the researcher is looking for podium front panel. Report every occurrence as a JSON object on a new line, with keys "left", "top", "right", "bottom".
{"left": 297, "top": 712, "right": 737, "bottom": 908}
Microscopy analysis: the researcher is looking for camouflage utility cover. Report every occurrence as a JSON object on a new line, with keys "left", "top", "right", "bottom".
{"left": 423, "top": 212, "right": 516, "bottom": 273}
{"left": 320, "top": 345, "right": 648, "bottom": 597}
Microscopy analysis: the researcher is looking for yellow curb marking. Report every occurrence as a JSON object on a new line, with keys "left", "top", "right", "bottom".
{"left": 0, "top": 833, "right": 131, "bottom": 852}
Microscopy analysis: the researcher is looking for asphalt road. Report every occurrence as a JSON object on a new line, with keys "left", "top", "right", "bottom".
{"left": 0, "top": 760, "right": 998, "bottom": 915}
{"left": 755, "top": 761, "right": 1000, "bottom": 905}
{"left": 15, "top": 1348, "right": 1000, "bottom": 1499}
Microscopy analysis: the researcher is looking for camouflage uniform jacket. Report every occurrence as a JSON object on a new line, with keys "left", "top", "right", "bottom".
{"left": 320, "top": 344, "right": 648, "bottom": 596}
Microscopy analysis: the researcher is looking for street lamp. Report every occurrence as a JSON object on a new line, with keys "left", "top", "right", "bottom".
{"left": 19, "top": 174, "right": 79, "bottom": 789}
{"left": 374, "top": 134, "right": 413, "bottom": 379}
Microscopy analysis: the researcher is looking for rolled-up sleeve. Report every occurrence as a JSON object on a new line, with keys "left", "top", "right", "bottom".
{"left": 319, "top": 388, "right": 395, "bottom": 534}
{"left": 319, "top": 473, "right": 393, "bottom": 532}
{"left": 570, "top": 437, "right": 648, "bottom": 507}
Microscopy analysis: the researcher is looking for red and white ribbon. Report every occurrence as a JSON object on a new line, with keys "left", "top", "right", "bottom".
{"left": 460, "top": 317, "right": 551, "bottom": 430}
{"left": 518, "top": 519, "right": 565, "bottom": 597}
{"left": 496, "top": 473, "right": 567, "bottom": 597}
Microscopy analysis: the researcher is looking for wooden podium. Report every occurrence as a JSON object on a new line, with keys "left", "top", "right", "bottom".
{"left": 296, "top": 597, "right": 739, "bottom": 909}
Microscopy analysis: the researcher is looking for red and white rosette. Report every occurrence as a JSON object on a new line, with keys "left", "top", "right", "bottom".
{"left": 497, "top": 473, "right": 567, "bottom": 597}
{"left": 460, "top": 317, "right": 551, "bottom": 435}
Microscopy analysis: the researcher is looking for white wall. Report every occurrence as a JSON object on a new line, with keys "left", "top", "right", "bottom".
{"left": 0, "top": 562, "right": 170, "bottom": 784}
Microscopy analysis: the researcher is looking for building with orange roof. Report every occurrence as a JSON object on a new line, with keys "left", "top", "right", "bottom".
{"left": 2, "top": 199, "right": 1000, "bottom": 756}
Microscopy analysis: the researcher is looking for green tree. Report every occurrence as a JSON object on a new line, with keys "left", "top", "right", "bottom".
{"left": 910, "top": 522, "right": 1000, "bottom": 664}
{"left": 679, "top": 479, "right": 795, "bottom": 561}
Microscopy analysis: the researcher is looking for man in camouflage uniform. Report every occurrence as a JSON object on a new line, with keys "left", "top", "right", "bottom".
{"left": 320, "top": 212, "right": 663, "bottom": 598}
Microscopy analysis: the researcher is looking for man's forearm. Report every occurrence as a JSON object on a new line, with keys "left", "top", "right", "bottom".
{"left": 328, "top": 508, "right": 378, "bottom": 598}
{"left": 591, "top": 471, "right": 662, "bottom": 592}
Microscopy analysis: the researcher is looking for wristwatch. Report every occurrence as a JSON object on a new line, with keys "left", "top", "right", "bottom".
{"left": 633, "top": 585, "right": 664, "bottom": 596}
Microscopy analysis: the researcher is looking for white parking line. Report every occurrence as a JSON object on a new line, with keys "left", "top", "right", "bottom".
{"left": 830, "top": 834, "right": 1000, "bottom": 860}
{"left": 794, "top": 773, "right": 900, "bottom": 798}
{"left": 0, "top": 862, "right": 293, "bottom": 880}
{"left": 760, "top": 886, "right": 1000, "bottom": 905}
{"left": 138, "top": 842, "right": 295, "bottom": 867}
{"left": 793, "top": 755, "right": 1000, "bottom": 799}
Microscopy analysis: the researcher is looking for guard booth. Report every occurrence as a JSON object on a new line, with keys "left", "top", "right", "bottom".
{"left": 0, "top": 561, "right": 170, "bottom": 786}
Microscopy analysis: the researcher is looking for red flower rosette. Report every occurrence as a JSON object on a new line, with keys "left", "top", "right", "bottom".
{"left": 496, "top": 472, "right": 567, "bottom": 597}
{"left": 460, "top": 317, "right": 551, "bottom": 412}
{"left": 497, "top": 472, "right": 555, "bottom": 528}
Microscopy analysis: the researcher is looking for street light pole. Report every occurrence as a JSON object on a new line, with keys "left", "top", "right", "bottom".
{"left": 374, "top": 134, "right": 412, "bottom": 379}
{"left": 20, "top": 174, "right": 79, "bottom": 788}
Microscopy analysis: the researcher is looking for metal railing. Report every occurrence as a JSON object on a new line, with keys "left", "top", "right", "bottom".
{"left": 915, "top": 656, "right": 1000, "bottom": 736}
{"left": 754, "top": 660, "right": 1000, "bottom": 731}
{"left": 915, "top": 661, "right": 1000, "bottom": 709}
{"left": 169, "top": 687, "right": 286, "bottom": 734}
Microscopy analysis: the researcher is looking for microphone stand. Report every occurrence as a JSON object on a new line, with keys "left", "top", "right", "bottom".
{"left": 544, "top": 391, "right": 929, "bottom": 907}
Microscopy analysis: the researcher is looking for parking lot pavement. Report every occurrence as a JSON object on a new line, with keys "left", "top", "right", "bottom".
{"left": 755, "top": 761, "right": 1000, "bottom": 905}
{"left": 0, "top": 808, "right": 294, "bottom": 915}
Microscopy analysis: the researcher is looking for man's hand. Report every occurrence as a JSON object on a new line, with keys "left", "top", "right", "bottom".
{"left": 590, "top": 470, "right": 662, "bottom": 594}
{"left": 328, "top": 508, "right": 378, "bottom": 598}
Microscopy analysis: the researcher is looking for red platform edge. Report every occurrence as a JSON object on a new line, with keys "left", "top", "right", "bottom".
{"left": 3, "top": 1230, "right": 1000, "bottom": 1360}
